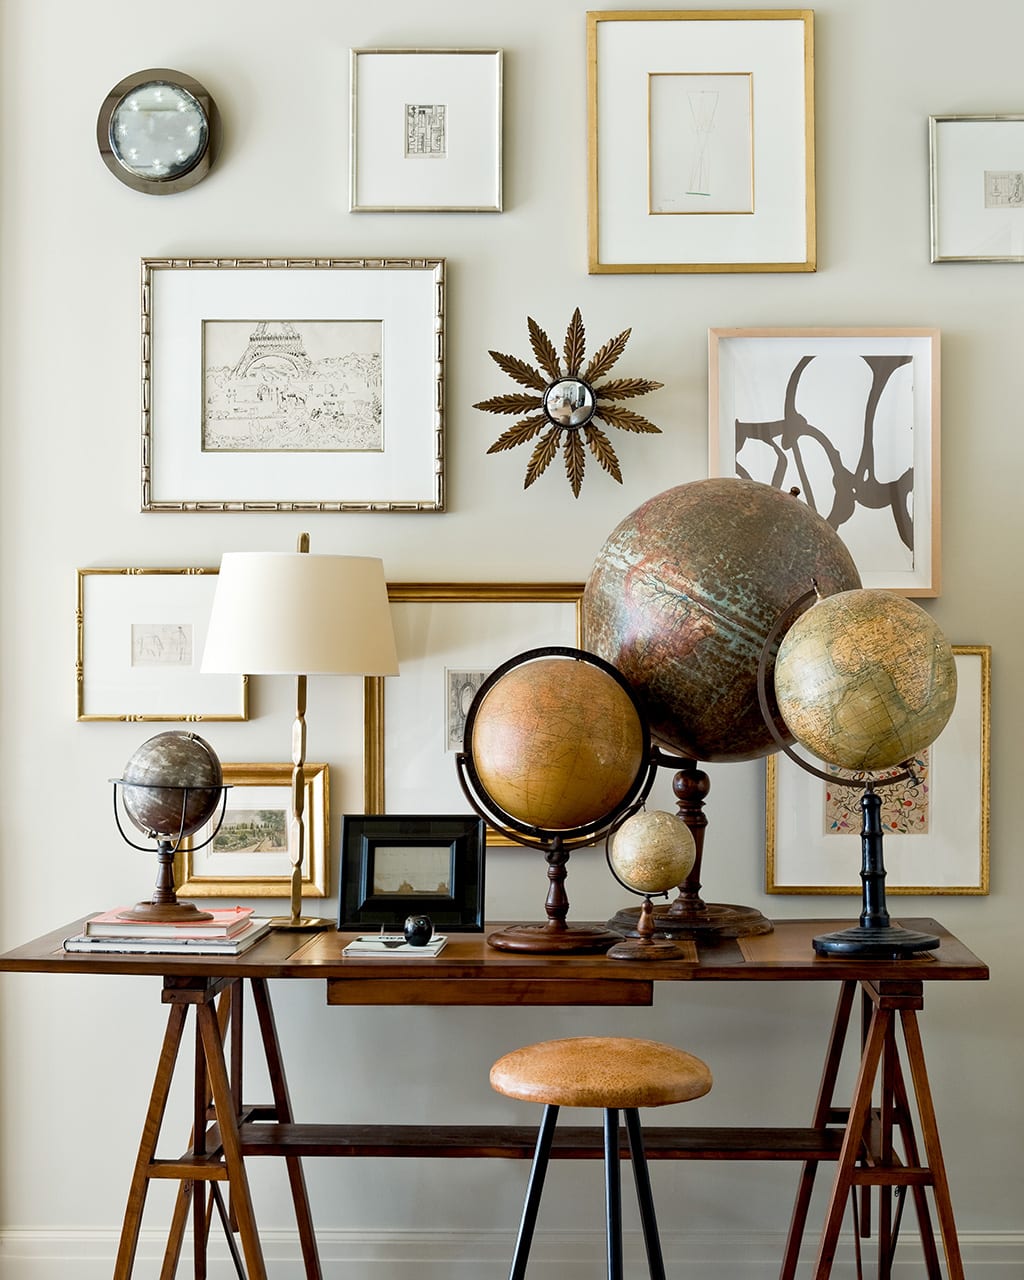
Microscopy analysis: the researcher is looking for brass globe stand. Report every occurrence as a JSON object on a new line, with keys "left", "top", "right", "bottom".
{"left": 607, "top": 754, "right": 773, "bottom": 941}
{"left": 756, "top": 588, "right": 939, "bottom": 958}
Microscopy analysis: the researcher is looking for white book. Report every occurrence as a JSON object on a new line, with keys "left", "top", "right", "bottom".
{"left": 342, "top": 933, "right": 448, "bottom": 957}
{"left": 62, "top": 918, "right": 273, "bottom": 955}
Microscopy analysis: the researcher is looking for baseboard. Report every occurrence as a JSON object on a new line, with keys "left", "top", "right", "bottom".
{"left": 0, "top": 1228, "right": 1021, "bottom": 1277}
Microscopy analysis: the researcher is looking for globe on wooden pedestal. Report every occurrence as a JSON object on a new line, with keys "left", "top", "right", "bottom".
{"left": 459, "top": 647, "right": 655, "bottom": 954}
{"left": 469, "top": 655, "right": 647, "bottom": 833}
{"left": 584, "top": 478, "right": 862, "bottom": 763}
{"left": 773, "top": 589, "right": 957, "bottom": 772}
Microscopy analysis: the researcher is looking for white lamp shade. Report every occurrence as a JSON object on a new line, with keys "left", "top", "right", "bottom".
{"left": 201, "top": 552, "right": 399, "bottom": 676}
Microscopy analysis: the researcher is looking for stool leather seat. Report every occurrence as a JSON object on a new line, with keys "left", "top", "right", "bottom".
{"left": 490, "top": 1035, "right": 713, "bottom": 1110}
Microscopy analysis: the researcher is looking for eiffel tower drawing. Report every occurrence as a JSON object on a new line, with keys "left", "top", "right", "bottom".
{"left": 231, "top": 321, "right": 313, "bottom": 377}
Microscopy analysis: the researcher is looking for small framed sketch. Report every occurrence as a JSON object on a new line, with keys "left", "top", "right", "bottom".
{"left": 339, "top": 814, "right": 486, "bottom": 930}
{"left": 76, "top": 568, "right": 247, "bottom": 722}
{"left": 709, "top": 327, "right": 941, "bottom": 596}
{"left": 587, "top": 10, "right": 815, "bottom": 273}
{"left": 363, "top": 583, "right": 583, "bottom": 845}
{"left": 930, "top": 115, "right": 1024, "bottom": 262}
{"left": 350, "top": 49, "right": 502, "bottom": 212}
{"left": 141, "top": 256, "right": 445, "bottom": 512}
{"left": 766, "top": 646, "right": 991, "bottom": 895}
{"left": 175, "top": 763, "right": 329, "bottom": 898}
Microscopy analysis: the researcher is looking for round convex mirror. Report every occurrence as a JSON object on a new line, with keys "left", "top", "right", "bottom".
{"left": 97, "top": 69, "right": 219, "bottom": 194}
{"left": 544, "top": 378, "right": 596, "bottom": 427}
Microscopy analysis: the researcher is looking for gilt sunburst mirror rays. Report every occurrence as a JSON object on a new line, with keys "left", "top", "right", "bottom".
{"left": 474, "top": 309, "right": 662, "bottom": 497}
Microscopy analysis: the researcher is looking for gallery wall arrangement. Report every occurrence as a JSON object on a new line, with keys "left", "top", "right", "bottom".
{"left": 1, "top": 1, "right": 1021, "bottom": 1276}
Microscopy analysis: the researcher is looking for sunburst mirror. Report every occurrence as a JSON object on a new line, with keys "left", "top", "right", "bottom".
{"left": 473, "top": 309, "right": 662, "bottom": 497}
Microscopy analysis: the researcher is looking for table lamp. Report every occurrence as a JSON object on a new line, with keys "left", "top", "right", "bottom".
{"left": 202, "top": 534, "right": 399, "bottom": 930}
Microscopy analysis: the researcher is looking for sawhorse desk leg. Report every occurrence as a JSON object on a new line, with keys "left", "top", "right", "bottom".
{"left": 781, "top": 978, "right": 965, "bottom": 1280}
{"left": 112, "top": 976, "right": 321, "bottom": 1280}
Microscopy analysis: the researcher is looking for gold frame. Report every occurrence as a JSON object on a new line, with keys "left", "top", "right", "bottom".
{"left": 766, "top": 646, "right": 991, "bottom": 895}
{"left": 363, "top": 583, "right": 584, "bottom": 846}
{"left": 175, "top": 762, "right": 329, "bottom": 898}
{"left": 587, "top": 9, "right": 815, "bottom": 274}
{"left": 76, "top": 566, "right": 248, "bottom": 722}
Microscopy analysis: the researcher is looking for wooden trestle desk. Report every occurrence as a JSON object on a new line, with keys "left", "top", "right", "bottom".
{"left": 0, "top": 917, "right": 987, "bottom": 1280}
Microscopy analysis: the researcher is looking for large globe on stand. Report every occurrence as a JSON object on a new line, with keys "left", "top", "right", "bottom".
{"left": 583, "top": 477, "right": 862, "bottom": 937}
{"left": 774, "top": 589, "right": 957, "bottom": 772}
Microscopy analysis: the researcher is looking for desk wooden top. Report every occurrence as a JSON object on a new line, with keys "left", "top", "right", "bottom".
{"left": 0, "top": 918, "right": 988, "bottom": 1005}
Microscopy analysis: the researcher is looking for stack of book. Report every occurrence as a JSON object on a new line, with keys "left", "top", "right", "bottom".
{"left": 63, "top": 905, "right": 272, "bottom": 955}
{"left": 342, "top": 933, "right": 448, "bottom": 957}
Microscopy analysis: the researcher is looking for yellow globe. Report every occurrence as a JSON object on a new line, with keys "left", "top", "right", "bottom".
{"left": 610, "top": 810, "right": 696, "bottom": 895}
{"left": 469, "top": 654, "right": 646, "bottom": 832}
{"left": 773, "top": 589, "right": 957, "bottom": 772}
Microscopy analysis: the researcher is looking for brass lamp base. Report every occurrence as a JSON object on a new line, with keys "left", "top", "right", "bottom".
{"left": 269, "top": 915, "right": 333, "bottom": 932}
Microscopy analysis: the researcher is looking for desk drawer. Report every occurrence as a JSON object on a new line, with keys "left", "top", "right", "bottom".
{"left": 326, "top": 977, "right": 653, "bottom": 1006}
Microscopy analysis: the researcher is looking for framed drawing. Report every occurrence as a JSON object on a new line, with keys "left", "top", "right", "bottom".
{"left": 175, "top": 762, "right": 329, "bottom": 898}
{"left": 350, "top": 49, "right": 502, "bottom": 212}
{"left": 766, "top": 646, "right": 990, "bottom": 895}
{"left": 363, "top": 583, "right": 583, "bottom": 845}
{"left": 709, "top": 327, "right": 941, "bottom": 596}
{"left": 338, "top": 814, "right": 486, "bottom": 930}
{"left": 930, "top": 115, "right": 1024, "bottom": 262}
{"left": 76, "top": 568, "right": 247, "bottom": 722}
{"left": 587, "top": 10, "right": 815, "bottom": 273}
{"left": 141, "top": 256, "right": 445, "bottom": 512}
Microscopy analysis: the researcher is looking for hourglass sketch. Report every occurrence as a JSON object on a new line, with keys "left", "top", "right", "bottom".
{"left": 648, "top": 71, "right": 753, "bottom": 214}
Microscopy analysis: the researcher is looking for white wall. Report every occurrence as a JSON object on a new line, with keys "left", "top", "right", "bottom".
{"left": 0, "top": 1, "right": 1021, "bottom": 1275}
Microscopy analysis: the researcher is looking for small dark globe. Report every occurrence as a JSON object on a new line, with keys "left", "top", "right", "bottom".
{"left": 583, "top": 478, "right": 862, "bottom": 762}
{"left": 120, "top": 731, "right": 223, "bottom": 839}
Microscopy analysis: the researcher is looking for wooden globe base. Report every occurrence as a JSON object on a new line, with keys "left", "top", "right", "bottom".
{"left": 118, "top": 900, "right": 214, "bottom": 924}
{"left": 487, "top": 922, "right": 621, "bottom": 954}
{"left": 608, "top": 900, "right": 772, "bottom": 940}
{"left": 607, "top": 935, "right": 692, "bottom": 961}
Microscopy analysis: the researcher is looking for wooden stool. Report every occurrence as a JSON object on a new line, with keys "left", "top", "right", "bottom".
{"left": 490, "top": 1036, "right": 712, "bottom": 1280}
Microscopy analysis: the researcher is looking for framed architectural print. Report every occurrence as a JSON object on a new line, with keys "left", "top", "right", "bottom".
{"left": 930, "top": 114, "right": 1024, "bottom": 262}
{"left": 141, "top": 256, "right": 445, "bottom": 512}
{"left": 766, "top": 646, "right": 990, "bottom": 895}
{"left": 587, "top": 10, "right": 815, "bottom": 273}
{"left": 363, "top": 583, "right": 583, "bottom": 844}
{"left": 76, "top": 567, "right": 247, "bottom": 722}
{"left": 175, "top": 762, "right": 329, "bottom": 898}
{"left": 338, "top": 814, "right": 486, "bottom": 931}
{"left": 709, "top": 327, "right": 941, "bottom": 596}
{"left": 350, "top": 49, "right": 502, "bottom": 212}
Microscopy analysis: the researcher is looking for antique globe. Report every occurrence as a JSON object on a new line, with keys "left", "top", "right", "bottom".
{"left": 113, "top": 731, "right": 225, "bottom": 923}
{"left": 583, "top": 477, "right": 861, "bottom": 938}
{"left": 606, "top": 810, "right": 697, "bottom": 960}
{"left": 766, "top": 588, "right": 956, "bottom": 958}
{"left": 457, "top": 647, "right": 656, "bottom": 953}
{"left": 584, "top": 478, "right": 862, "bottom": 762}
{"left": 773, "top": 589, "right": 957, "bottom": 772}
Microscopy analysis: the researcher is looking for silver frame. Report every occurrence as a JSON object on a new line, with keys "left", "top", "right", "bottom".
{"left": 140, "top": 256, "right": 446, "bottom": 512}
{"left": 350, "top": 48, "right": 503, "bottom": 213}
{"left": 930, "top": 113, "right": 1024, "bottom": 263}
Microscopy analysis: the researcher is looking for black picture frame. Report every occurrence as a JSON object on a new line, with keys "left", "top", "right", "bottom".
{"left": 338, "top": 814, "right": 486, "bottom": 931}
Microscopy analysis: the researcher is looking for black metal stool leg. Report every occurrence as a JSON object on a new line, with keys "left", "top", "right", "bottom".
{"left": 605, "top": 1108, "right": 624, "bottom": 1280}
{"left": 509, "top": 1103, "right": 560, "bottom": 1280}
{"left": 624, "top": 1108, "right": 667, "bottom": 1280}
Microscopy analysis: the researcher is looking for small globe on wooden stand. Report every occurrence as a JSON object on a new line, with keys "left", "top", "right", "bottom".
{"left": 605, "top": 810, "right": 697, "bottom": 961}
{"left": 112, "top": 731, "right": 229, "bottom": 923}
{"left": 457, "top": 647, "right": 658, "bottom": 954}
